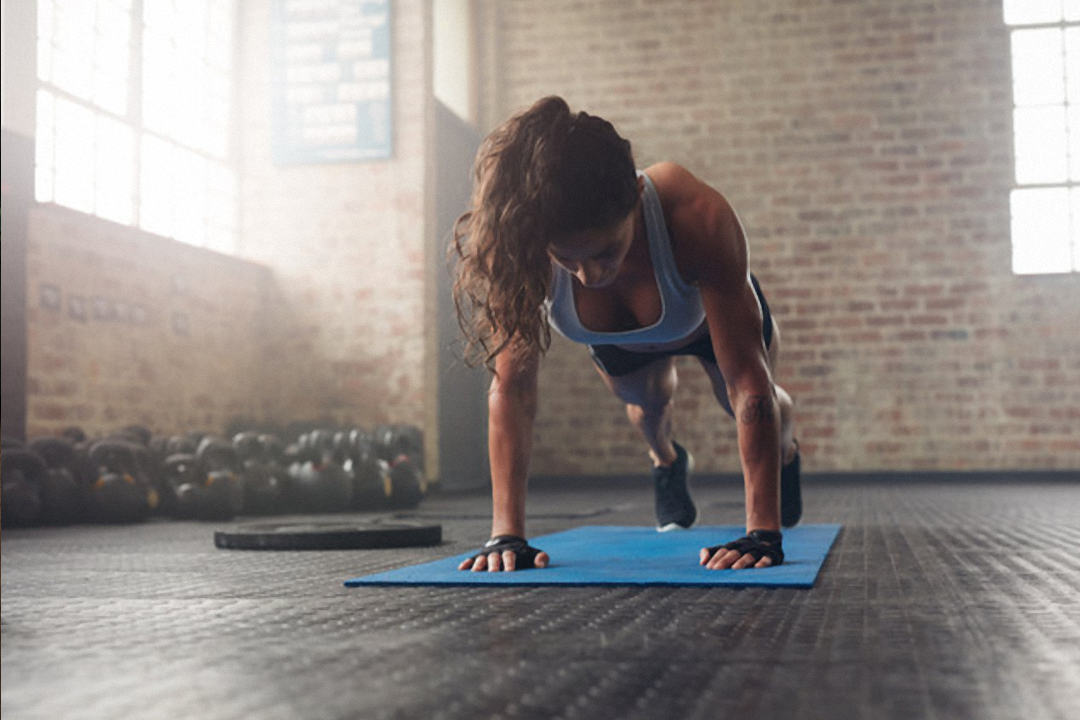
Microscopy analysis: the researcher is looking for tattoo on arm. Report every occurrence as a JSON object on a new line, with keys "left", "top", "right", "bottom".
{"left": 739, "top": 395, "right": 775, "bottom": 425}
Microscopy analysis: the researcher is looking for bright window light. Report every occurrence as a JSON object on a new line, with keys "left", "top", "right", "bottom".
{"left": 1005, "top": 0, "right": 1065, "bottom": 25}
{"left": 1011, "top": 187, "right": 1072, "bottom": 273}
{"left": 35, "top": 0, "right": 237, "bottom": 253}
{"left": 1005, "top": 0, "right": 1080, "bottom": 274}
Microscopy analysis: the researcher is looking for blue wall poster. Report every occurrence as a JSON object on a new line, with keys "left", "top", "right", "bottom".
{"left": 271, "top": 0, "right": 393, "bottom": 164}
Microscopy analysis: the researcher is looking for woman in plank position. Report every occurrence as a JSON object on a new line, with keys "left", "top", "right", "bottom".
{"left": 451, "top": 96, "right": 801, "bottom": 572}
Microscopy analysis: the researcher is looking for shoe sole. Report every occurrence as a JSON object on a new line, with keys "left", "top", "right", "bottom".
{"left": 657, "top": 520, "right": 697, "bottom": 532}
{"left": 656, "top": 451, "right": 696, "bottom": 532}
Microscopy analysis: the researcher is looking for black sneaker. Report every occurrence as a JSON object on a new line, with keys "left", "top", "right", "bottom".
{"left": 653, "top": 442, "right": 697, "bottom": 532}
{"left": 780, "top": 441, "right": 802, "bottom": 528}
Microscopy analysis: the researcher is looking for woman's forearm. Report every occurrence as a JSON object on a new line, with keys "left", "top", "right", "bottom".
{"left": 733, "top": 390, "right": 782, "bottom": 532}
{"left": 487, "top": 383, "right": 538, "bottom": 538}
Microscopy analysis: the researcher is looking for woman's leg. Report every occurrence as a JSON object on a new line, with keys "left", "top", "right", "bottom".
{"left": 594, "top": 354, "right": 697, "bottom": 530}
{"left": 592, "top": 356, "right": 679, "bottom": 467}
{"left": 696, "top": 317, "right": 798, "bottom": 463}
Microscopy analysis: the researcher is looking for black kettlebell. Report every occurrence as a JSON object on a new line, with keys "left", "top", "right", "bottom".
{"left": 166, "top": 435, "right": 199, "bottom": 456}
{"left": 28, "top": 437, "right": 87, "bottom": 525}
{"left": 196, "top": 438, "right": 244, "bottom": 520}
{"left": 87, "top": 440, "right": 152, "bottom": 523}
{"left": 161, "top": 453, "right": 202, "bottom": 518}
{"left": 2, "top": 447, "right": 47, "bottom": 526}
{"left": 233, "top": 431, "right": 283, "bottom": 515}
{"left": 373, "top": 424, "right": 425, "bottom": 470}
{"left": 287, "top": 430, "right": 352, "bottom": 512}
{"left": 258, "top": 435, "right": 290, "bottom": 496}
{"left": 343, "top": 429, "right": 386, "bottom": 511}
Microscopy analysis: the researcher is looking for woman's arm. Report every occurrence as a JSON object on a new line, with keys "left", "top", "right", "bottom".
{"left": 701, "top": 275, "right": 782, "bottom": 535}
{"left": 652, "top": 163, "right": 782, "bottom": 535}
{"left": 458, "top": 342, "right": 549, "bottom": 571}
{"left": 487, "top": 343, "right": 540, "bottom": 538}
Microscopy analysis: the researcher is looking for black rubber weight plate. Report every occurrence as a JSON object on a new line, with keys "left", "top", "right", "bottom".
{"left": 214, "top": 522, "right": 442, "bottom": 550}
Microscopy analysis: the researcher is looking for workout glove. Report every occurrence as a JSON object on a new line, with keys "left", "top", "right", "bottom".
{"left": 471, "top": 535, "right": 544, "bottom": 569}
{"left": 705, "top": 529, "right": 785, "bottom": 566}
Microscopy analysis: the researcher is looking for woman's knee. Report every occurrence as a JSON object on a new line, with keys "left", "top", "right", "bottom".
{"left": 603, "top": 358, "right": 676, "bottom": 410}
{"left": 625, "top": 395, "right": 674, "bottom": 426}
{"left": 775, "top": 385, "right": 793, "bottom": 421}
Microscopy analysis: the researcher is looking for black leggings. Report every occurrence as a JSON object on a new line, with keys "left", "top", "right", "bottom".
{"left": 589, "top": 274, "right": 773, "bottom": 378}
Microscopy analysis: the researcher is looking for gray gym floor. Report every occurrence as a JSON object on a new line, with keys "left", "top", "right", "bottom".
{"left": 3, "top": 477, "right": 1079, "bottom": 720}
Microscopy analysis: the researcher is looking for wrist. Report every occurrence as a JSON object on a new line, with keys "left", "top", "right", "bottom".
{"left": 745, "top": 513, "right": 780, "bottom": 533}
{"left": 486, "top": 534, "right": 526, "bottom": 547}
{"left": 491, "top": 522, "right": 526, "bottom": 539}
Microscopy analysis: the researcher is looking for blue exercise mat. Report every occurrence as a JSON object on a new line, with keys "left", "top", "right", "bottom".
{"left": 345, "top": 524, "right": 841, "bottom": 588}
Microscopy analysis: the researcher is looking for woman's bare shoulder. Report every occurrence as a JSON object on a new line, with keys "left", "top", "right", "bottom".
{"left": 642, "top": 161, "right": 698, "bottom": 201}
{"left": 643, "top": 162, "right": 743, "bottom": 285}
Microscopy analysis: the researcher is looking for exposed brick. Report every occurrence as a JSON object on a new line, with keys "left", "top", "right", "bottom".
{"left": 866, "top": 315, "right": 905, "bottom": 327}
{"left": 1019, "top": 359, "right": 1060, "bottom": 372}
{"left": 909, "top": 315, "right": 949, "bottom": 326}
{"left": 930, "top": 329, "right": 970, "bottom": 342}
{"left": 926, "top": 298, "right": 965, "bottom": 311}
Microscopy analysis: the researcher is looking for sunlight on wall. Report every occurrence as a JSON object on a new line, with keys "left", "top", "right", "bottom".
{"left": 433, "top": 0, "right": 473, "bottom": 123}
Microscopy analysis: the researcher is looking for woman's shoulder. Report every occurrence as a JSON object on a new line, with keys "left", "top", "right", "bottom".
{"left": 642, "top": 162, "right": 727, "bottom": 234}
{"left": 642, "top": 161, "right": 693, "bottom": 190}
{"left": 642, "top": 161, "right": 707, "bottom": 205}
{"left": 642, "top": 162, "right": 743, "bottom": 285}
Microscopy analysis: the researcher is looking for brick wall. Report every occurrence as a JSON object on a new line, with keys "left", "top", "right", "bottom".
{"left": 480, "top": 0, "right": 1080, "bottom": 473}
{"left": 238, "top": 0, "right": 432, "bottom": 433}
{"left": 24, "top": 204, "right": 276, "bottom": 438}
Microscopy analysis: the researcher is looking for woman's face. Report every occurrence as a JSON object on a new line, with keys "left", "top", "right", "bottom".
{"left": 547, "top": 207, "right": 638, "bottom": 289}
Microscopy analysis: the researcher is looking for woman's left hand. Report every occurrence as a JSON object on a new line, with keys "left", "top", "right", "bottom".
{"left": 700, "top": 529, "right": 784, "bottom": 570}
{"left": 700, "top": 546, "right": 775, "bottom": 570}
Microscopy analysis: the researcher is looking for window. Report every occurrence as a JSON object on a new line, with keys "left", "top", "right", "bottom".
{"left": 35, "top": 0, "right": 237, "bottom": 253}
{"left": 1005, "top": 0, "right": 1080, "bottom": 274}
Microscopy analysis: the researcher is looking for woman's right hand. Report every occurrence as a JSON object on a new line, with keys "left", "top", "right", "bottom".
{"left": 457, "top": 535, "right": 550, "bottom": 572}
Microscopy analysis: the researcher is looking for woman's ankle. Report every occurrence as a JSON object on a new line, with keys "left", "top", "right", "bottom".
{"left": 650, "top": 442, "right": 679, "bottom": 467}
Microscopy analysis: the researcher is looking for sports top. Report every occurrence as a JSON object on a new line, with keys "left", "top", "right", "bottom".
{"left": 545, "top": 172, "right": 706, "bottom": 345}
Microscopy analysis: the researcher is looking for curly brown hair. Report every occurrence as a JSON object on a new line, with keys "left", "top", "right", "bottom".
{"left": 450, "top": 96, "right": 639, "bottom": 372}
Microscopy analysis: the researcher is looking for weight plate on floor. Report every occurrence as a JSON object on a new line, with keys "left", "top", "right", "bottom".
{"left": 214, "top": 521, "right": 442, "bottom": 550}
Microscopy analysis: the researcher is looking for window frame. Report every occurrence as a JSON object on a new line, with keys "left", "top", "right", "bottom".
{"left": 35, "top": 0, "right": 241, "bottom": 254}
{"left": 1005, "top": 4, "right": 1080, "bottom": 275}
